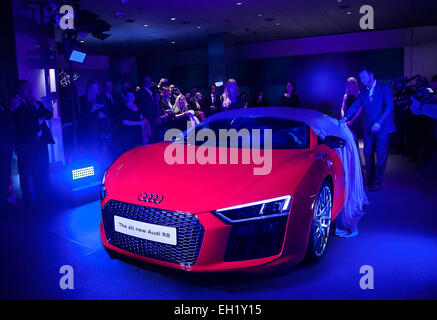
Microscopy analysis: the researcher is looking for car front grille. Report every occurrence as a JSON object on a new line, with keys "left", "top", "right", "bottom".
{"left": 224, "top": 216, "right": 288, "bottom": 262}
{"left": 102, "top": 200, "right": 204, "bottom": 266}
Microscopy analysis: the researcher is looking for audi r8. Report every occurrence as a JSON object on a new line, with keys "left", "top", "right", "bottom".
{"left": 100, "top": 107, "right": 346, "bottom": 272}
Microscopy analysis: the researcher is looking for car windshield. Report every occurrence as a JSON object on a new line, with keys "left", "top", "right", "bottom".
{"left": 174, "top": 116, "right": 310, "bottom": 149}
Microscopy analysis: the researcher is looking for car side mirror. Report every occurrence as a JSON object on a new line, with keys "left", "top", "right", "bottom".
{"left": 323, "top": 136, "right": 346, "bottom": 149}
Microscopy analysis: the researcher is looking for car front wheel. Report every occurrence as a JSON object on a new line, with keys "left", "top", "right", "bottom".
{"left": 305, "top": 180, "right": 333, "bottom": 261}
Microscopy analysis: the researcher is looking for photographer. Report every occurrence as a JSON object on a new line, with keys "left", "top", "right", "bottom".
{"left": 11, "top": 80, "right": 54, "bottom": 206}
{"left": 392, "top": 75, "right": 437, "bottom": 161}
{"left": 409, "top": 96, "right": 437, "bottom": 178}
{"left": 410, "top": 96, "right": 437, "bottom": 119}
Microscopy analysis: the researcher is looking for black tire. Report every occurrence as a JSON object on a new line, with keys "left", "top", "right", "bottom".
{"left": 305, "top": 180, "right": 333, "bottom": 261}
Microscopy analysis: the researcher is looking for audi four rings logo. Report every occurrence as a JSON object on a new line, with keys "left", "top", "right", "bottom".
{"left": 137, "top": 193, "right": 164, "bottom": 204}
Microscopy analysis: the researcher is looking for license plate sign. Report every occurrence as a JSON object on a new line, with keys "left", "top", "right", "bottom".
{"left": 114, "top": 215, "right": 177, "bottom": 246}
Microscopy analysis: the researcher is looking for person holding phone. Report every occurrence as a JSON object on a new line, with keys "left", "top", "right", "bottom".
{"left": 11, "top": 80, "right": 54, "bottom": 206}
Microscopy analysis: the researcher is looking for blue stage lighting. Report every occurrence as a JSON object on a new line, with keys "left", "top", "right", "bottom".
{"left": 72, "top": 166, "right": 95, "bottom": 180}
{"left": 69, "top": 50, "right": 86, "bottom": 63}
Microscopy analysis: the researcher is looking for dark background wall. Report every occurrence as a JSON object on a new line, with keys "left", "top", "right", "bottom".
{"left": 0, "top": 0, "right": 18, "bottom": 102}
{"left": 234, "top": 48, "right": 404, "bottom": 117}
{"left": 137, "top": 60, "right": 209, "bottom": 94}
{"left": 138, "top": 47, "right": 404, "bottom": 118}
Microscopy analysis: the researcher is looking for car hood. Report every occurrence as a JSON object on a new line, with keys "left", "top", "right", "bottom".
{"left": 105, "top": 142, "right": 314, "bottom": 214}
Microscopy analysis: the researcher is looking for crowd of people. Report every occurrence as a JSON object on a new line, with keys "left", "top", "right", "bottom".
{"left": 1, "top": 70, "right": 436, "bottom": 210}
{"left": 73, "top": 76, "right": 301, "bottom": 168}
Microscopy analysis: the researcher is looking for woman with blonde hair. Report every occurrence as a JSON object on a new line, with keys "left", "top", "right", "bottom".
{"left": 341, "top": 77, "right": 363, "bottom": 136}
{"left": 172, "top": 94, "right": 199, "bottom": 130}
{"left": 220, "top": 79, "right": 244, "bottom": 110}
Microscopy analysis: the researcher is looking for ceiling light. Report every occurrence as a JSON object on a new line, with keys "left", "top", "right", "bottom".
{"left": 236, "top": 2, "right": 242, "bottom": 5}
{"left": 276, "top": 22, "right": 280, "bottom": 26}
{"left": 197, "top": 26, "right": 201, "bottom": 29}
{"left": 170, "top": 17, "right": 176, "bottom": 21}
{"left": 346, "top": 11, "right": 352, "bottom": 15}
{"left": 144, "top": 24, "right": 148, "bottom": 27}
{"left": 171, "top": 41, "right": 175, "bottom": 44}
{"left": 258, "top": 14, "right": 263, "bottom": 17}
{"left": 80, "top": 40, "right": 84, "bottom": 43}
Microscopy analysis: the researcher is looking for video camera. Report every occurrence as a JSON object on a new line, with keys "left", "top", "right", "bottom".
{"left": 392, "top": 75, "right": 437, "bottom": 108}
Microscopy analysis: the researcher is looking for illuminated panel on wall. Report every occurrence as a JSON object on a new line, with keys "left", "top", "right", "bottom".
{"left": 72, "top": 166, "right": 95, "bottom": 180}
{"left": 69, "top": 50, "right": 86, "bottom": 63}
{"left": 49, "top": 69, "right": 56, "bottom": 92}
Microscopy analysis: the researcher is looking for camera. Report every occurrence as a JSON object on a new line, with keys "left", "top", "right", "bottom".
{"left": 392, "top": 75, "right": 437, "bottom": 108}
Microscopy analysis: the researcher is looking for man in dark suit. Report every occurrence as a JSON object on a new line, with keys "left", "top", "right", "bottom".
{"left": 11, "top": 80, "right": 54, "bottom": 205}
{"left": 102, "top": 80, "right": 123, "bottom": 158}
{"left": 340, "top": 69, "right": 397, "bottom": 191}
{"left": 136, "top": 75, "right": 159, "bottom": 143}
{"left": 102, "top": 80, "right": 122, "bottom": 124}
{"left": 203, "top": 84, "right": 220, "bottom": 117}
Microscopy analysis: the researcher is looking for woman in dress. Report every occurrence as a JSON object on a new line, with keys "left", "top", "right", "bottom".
{"left": 221, "top": 79, "right": 244, "bottom": 110}
{"left": 78, "top": 80, "right": 112, "bottom": 165}
{"left": 120, "top": 89, "right": 150, "bottom": 154}
{"left": 172, "top": 94, "right": 199, "bottom": 131}
{"left": 335, "top": 77, "right": 366, "bottom": 237}
{"left": 340, "top": 77, "right": 363, "bottom": 140}
{"left": 280, "top": 81, "right": 299, "bottom": 107}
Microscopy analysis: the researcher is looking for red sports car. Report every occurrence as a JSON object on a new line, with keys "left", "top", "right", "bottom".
{"left": 100, "top": 107, "right": 346, "bottom": 272}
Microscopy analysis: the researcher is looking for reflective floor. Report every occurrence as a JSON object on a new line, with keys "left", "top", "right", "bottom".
{"left": 1, "top": 153, "right": 437, "bottom": 299}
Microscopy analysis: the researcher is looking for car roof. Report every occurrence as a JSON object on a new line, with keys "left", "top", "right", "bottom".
{"left": 202, "top": 107, "right": 340, "bottom": 141}
{"left": 204, "top": 107, "right": 327, "bottom": 123}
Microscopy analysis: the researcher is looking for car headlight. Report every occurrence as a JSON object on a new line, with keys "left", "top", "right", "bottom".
{"left": 215, "top": 195, "right": 291, "bottom": 223}
{"left": 100, "top": 171, "right": 107, "bottom": 200}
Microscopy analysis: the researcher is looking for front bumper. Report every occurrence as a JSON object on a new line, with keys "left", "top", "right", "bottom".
{"left": 100, "top": 199, "right": 310, "bottom": 272}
